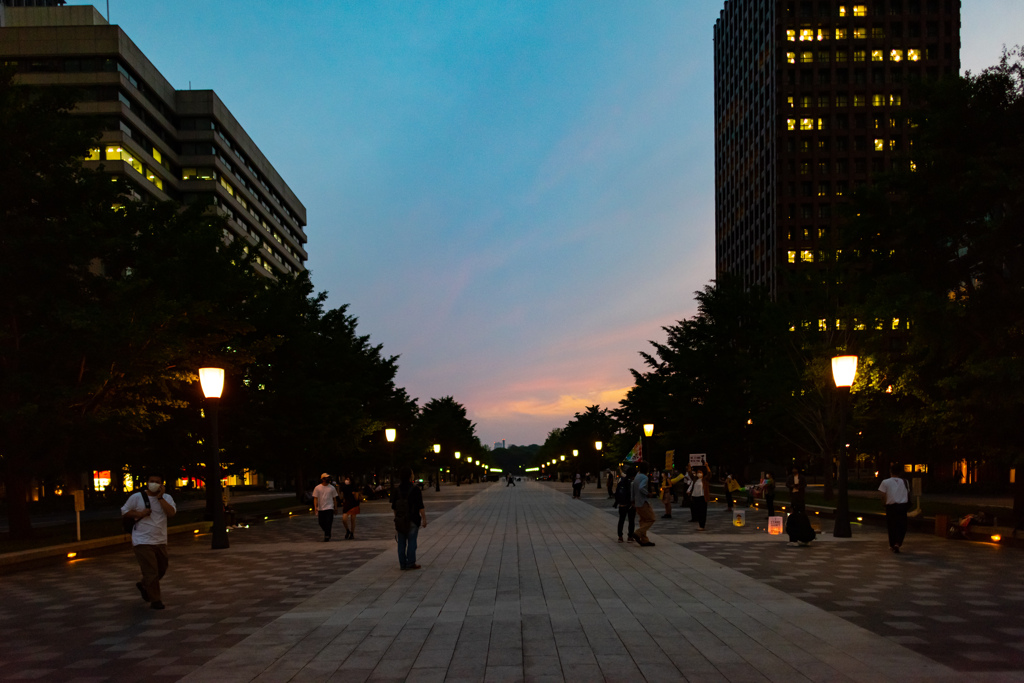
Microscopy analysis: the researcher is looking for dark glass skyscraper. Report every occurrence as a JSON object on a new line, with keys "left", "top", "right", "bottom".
{"left": 714, "top": 0, "right": 960, "bottom": 300}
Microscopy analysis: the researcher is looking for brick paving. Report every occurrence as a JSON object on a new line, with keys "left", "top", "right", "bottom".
{"left": 574, "top": 481, "right": 1024, "bottom": 674}
{"left": 180, "top": 480, "right": 997, "bottom": 682}
{"left": 0, "top": 487, "right": 481, "bottom": 682}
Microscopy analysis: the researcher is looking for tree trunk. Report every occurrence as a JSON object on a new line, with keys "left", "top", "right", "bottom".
{"left": 1014, "top": 465, "right": 1023, "bottom": 531}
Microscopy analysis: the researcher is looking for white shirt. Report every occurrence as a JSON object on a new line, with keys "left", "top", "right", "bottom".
{"left": 120, "top": 491, "right": 176, "bottom": 546}
{"left": 878, "top": 477, "right": 909, "bottom": 505}
{"left": 312, "top": 483, "right": 338, "bottom": 511}
{"left": 691, "top": 478, "right": 705, "bottom": 498}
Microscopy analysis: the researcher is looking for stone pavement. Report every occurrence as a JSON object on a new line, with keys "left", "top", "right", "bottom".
{"left": 177, "top": 480, "right": 1009, "bottom": 682}
{"left": 575, "top": 482, "right": 1024, "bottom": 675}
{"left": 0, "top": 486, "right": 481, "bottom": 682}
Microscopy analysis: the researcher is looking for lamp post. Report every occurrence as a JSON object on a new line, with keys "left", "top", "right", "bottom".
{"left": 199, "top": 367, "right": 229, "bottom": 550}
{"left": 832, "top": 355, "right": 858, "bottom": 538}
{"left": 385, "top": 428, "right": 397, "bottom": 496}
{"left": 433, "top": 444, "right": 441, "bottom": 490}
{"left": 454, "top": 451, "right": 461, "bottom": 487}
{"left": 595, "top": 441, "right": 603, "bottom": 485}
{"left": 643, "top": 423, "right": 654, "bottom": 468}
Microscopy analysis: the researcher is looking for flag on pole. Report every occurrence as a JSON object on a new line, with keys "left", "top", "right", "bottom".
{"left": 624, "top": 440, "right": 643, "bottom": 462}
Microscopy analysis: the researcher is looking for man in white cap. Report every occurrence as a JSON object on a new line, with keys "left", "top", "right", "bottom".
{"left": 312, "top": 473, "right": 339, "bottom": 541}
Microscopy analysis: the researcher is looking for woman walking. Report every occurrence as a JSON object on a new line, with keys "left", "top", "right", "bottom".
{"left": 572, "top": 473, "right": 585, "bottom": 499}
{"left": 614, "top": 467, "right": 636, "bottom": 542}
{"left": 688, "top": 467, "right": 710, "bottom": 531}
{"left": 340, "top": 476, "right": 361, "bottom": 539}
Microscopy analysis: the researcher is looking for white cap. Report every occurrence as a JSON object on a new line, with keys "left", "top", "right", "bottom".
{"left": 321, "top": 473, "right": 330, "bottom": 479}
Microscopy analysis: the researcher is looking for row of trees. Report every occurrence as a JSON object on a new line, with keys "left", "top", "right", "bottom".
{"left": 534, "top": 50, "right": 1024, "bottom": 521}
{"left": 0, "top": 73, "right": 482, "bottom": 539}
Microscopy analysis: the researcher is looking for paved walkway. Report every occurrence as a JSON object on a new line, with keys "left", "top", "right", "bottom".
{"left": 179, "top": 481, "right": 1002, "bottom": 682}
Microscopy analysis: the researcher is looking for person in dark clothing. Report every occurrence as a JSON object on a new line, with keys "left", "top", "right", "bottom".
{"left": 506, "top": 473, "right": 516, "bottom": 487}
{"left": 614, "top": 468, "right": 636, "bottom": 542}
{"left": 786, "top": 466, "right": 806, "bottom": 513}
{"left": 786, "top": 510, "right": 816, "bottom": 545}
{"left": 392, "top": 467, "right": 426, "bottom": 570}
{"left": 340, "top": 476, "right": 360, "bottom": 539}
{"left": 763, "top": 472, "right": 776, "bottom": 517}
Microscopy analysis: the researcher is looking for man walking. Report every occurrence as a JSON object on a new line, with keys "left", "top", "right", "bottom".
{"left": 312, "top": 473, "right": 339, "bottom": 542}
{"left": 393, "top": 467, "right": 427, "bottom": 570}
{"left": 506, "top": 473, "right": 516, "bottom": 487}
{"left": 632, "top": 462, "right": 656, "bottom": 546}
{"left": 121, "top": 473, "right": 177, "bottom": 610}
{"left": 879, "top": 465, "right": 910, "bottom": 553}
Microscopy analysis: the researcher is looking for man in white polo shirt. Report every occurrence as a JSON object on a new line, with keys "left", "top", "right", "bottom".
{"left": 121, "top": 473, "right": 177, "bottom": 609}
{"left": 312, "top": 473, "right": 339, "bottom": 542}
{"left": 878, "top": 465, "right": 910, "bottom": 553}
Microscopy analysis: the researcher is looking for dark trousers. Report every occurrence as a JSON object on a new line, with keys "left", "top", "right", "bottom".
{"left": 886, "top": 502, "right": 908, "bottom": 548}
{"left": 318, "top": 509, "right": 334, "bottom": 538}
{"left": 765, "top": 495, "right": 775, "bottom": 517}
{"left": 691, "top": 497, "right": 708, "bottom": 529}
{"left": 133, "top": 544, "right": 169, "bottom": 603}
{"left": 725, "top": 490, "right": 734, "bottom": 509}
{"left": 617, "top": 505, "right": 636, "bottom": 538}
{"left": 790, "top": 494, "right": 805, "bottom": 514}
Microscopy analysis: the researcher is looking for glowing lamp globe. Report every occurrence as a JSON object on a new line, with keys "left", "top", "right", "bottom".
{"left": 643, "top": 424, "right": 654, "bottom": 437}
{"left": 831, "top": 355, "right": 858, "bottom": 388}
{"left": 199, "top": 367, "right": 224, "bottom": 399}
{"left": 385, "top": 428, "right": 396, "bottom": 442}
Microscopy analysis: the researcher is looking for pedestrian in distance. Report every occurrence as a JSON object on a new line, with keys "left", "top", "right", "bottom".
{"left": 661, "top": 470, "right": 684, "bottom": 518}
{"left": 683, "top": 466, "right": 696, "bottom": 521}
{"left": 120, "top": 473, "right": 177, "bottom": 610}
{"left": 572, "top": 473, "right": 585, "bottom": 499}
{"left": 878, "top": 464, "right": 910, "bottom": 553}
{"left": 632, "top": 462, "right": 656, "bottom": 546}
{"left": 312, "top": 473, "right": 339, "bottom": 542}
{"left": 786, "top": 466, "right": 807, "bottom": 513}
{"left": 340, "top": 476, "right": 360, "bottom": 540}
{"left": 506, "top": 473, "right": 516, "bottom": 487}
{"left": 688, "top": 467, "right": 710, "bottom": 531}
{"left": 763, "top": 471, "right": 776, "bottom": 517}
{"left": 607, "top": 471, "right": 614, "bottom": 498}
{"left": 392, "top": 466, "right": 427, "bottom": 570}
{"left": 724, "top": 473, "right": 740, "bottom": 511}
{"left": 614, "top": 467, "right": 636, "bottom": 542}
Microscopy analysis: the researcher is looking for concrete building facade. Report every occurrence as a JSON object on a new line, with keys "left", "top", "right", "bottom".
{"left": 713, "top": 0, "right": 960, "bottom": 301}
{"left": 0, "top": 1, "right": 308, "bottom": 278}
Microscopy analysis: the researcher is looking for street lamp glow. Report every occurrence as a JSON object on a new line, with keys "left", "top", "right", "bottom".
{"left": 832, "top": 355, "right": 859, "bottom": 388}
{"left": 572, "top": 449, "right": 579, "bottom": 457}
{"left": 198, "top": 367, "right": 224, "bottom": 399}
{"left": 595, "top": 441, "right": 603, "bottom": 451}
{"left": 455, "top": 451, "right": 461, "bottom": 459}
{"left": 385, "top": 428, "right": 396, "bottom": 443}
{"left": 433, "top": 444, "right": 441, "bottom": 453}
{"left": 560, "top": 455, "right": 565, "bottom": 461}
{"left": 643, "top": 423, "right": 654, "bottom": 437}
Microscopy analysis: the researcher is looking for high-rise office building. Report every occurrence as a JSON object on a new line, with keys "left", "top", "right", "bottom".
{"left": 713, "top": 0, "right": 959, "bottom": 300}
{"left": 1, "top": 1, "right": 308, "bottom": 278}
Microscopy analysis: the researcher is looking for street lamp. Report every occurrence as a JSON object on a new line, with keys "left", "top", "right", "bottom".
{"left": 643, "top": 423, "right": 655, "bottom": 468}
{"left": 454, "top": 451, "right": 461, "bottom": 487}
{"left": 385, "top": 428, "right": 397, "bottom": 495}
{"left": 433, "top": 444, "right": 441, "bottom": 490}
{"left": 832, "top": 355, "right": 858, "bottom": 538}
{"left": 199, "top": 367, "right": 228, "bottom": 550}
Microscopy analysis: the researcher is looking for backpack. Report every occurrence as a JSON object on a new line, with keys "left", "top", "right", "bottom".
{"left": 614, "top": 477, "right": 632, "bottom": 506}
{"left": 393, "top": 487, "right": 411, "bottom": 534}
{"left": 122, "top": 491, "right": 151, "bottom": 534}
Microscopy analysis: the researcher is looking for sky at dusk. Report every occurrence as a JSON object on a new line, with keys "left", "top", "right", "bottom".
{"left": 68, "top": 1, "right": 1024, "bottom": 446}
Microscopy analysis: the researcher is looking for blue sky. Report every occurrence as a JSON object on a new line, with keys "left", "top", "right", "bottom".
{"left": 71, "top": 1, "right": 1024, "bottom": 446}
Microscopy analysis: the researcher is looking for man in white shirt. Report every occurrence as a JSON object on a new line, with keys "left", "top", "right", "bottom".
{"left": 121, "top": 473, "right": 177, "bottom": 609}
{"left": 878, "top": 465, "right": 910, "bottom": 553}
{"left": 312, "top": 473, "right": 339, "bottom": 542}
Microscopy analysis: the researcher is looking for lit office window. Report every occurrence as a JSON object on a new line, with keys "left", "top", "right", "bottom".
{"left": 874, "top": 139, "right": 885, "bottom": 151}
{"left": 817, "top": 29, "right": 827, "bottom": 41}
{"left": 854, "top": 50, "right": 866, "bottom": 62}
{"left": 800, "top": 250, "right": 814, "bottom": 263}
{"left": 801, "top": 52, "right": 813, "bottom": 63}
{"left": 853, "top": 4, "right": 867, "bottom": 16}
{"left": 872, "top": 50, "right": 883, "bottom": 61}
{"left": 854, "top": 94, "right": 866, "bottom": 107}
{"left": 835, "top": 28, "right": 848, "bottom": 40}
{"left": 853, "top": 28, "right": 867, "bottom": 39}
{"left": 872, "top": 94, "right": 885, "bottom": 106}
{"left": 788, "top": 251, "right": 797, "bottom": 264}
{"left": 85, "top": 148, "right": 101, "bottom": 161}
{"left": 787, "top": 95, "right": 795, "bottom": 108}
{"left": 787, "top": 119, "right": 796, "bottom": 130}
{"left": 819, "top": 319, "right": 828, "bottom": 331}
{"left": 890, "top": 94, "right": 902, "bottom": 106}
{"left": 145, "top": 169, "right": 163, "bottom": 190}
{"left": 818, "top": 118, "right": 828, "bottom": 130}
{"left": 800, "top": 118, "right": 814, "bottom": 130}
{"left": 152, "top": 147, "right": 162, "bottom": 164}
{"left": 787, "top": 52, "right": 796, "bottom": 64}
{"left": 839, "top": 5, "right": 848, "bottom": 16}
{"left": 800, "top": 29, "right": 814, "bottom": 41}
{"left": 787, "top": 29, "right": 796, "bottom": 41}
{"left": 908, "top": 49, "right": 922, "bottom": 61}
{"left": 891, "top": 49, "right": 903, "bottom": 62}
